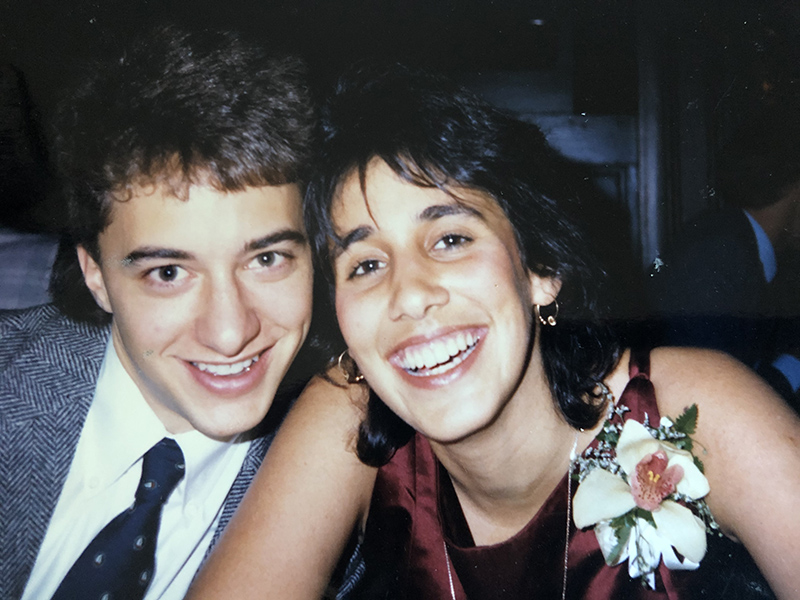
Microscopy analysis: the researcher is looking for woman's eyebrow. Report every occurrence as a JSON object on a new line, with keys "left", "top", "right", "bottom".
{"left": 334, "top": 203, "right": 484, "bottom": 255}
{"left": 418, "top": 203, "right": 484, "bottom": 221}
{"left": 335, "top": 226, "right": 373, "bottom": 254}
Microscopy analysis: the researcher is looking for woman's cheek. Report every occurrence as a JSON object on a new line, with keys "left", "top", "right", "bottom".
{"left": 335, "top": 291, "right": 366, "bottom": 346}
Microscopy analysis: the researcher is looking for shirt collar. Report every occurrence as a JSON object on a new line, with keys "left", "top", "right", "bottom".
{"left": 83, "top": 338, "right": 249, "bottom": 511}
{"left": 744, "top": 210, "right": 777, "bottom": 283}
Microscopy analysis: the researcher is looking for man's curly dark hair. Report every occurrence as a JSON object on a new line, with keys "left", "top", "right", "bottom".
{"left": 50, "top": 26, "right": 315, "bottom": 325}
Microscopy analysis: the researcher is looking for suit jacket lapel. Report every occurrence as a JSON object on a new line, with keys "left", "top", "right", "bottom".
{"left": 0, "top": 306, "right": 107, "bottom": 599}
{"left": 205, "top": 432, "right": 273, "bottom": 556}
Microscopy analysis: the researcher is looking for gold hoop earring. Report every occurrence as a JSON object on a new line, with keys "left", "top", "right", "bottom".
{"left": 535, "top": 300, "right": 559, "bottom": 326}
{"left": 337, "top": 349, "right": 365, "bottom": 384}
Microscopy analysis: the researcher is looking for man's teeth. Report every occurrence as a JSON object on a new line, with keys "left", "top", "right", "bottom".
{"left": 193, "top": 355, "right": 259, "bottom": 376}
{"left": 397, "top": 332, "right": 478, "bottom": 374}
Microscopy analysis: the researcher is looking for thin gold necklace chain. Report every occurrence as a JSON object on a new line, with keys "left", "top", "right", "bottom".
{"left": 444, "top": 539, "right": 457, "bottom": 599}
{"left": 442, "top": 433, "right": 580, "bottom": 600}
{"left": 562, "top": 433, "right": 580, "bottom": 600}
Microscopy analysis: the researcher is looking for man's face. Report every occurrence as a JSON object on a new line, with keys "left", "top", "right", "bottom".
{"left": 78, "top": 182, "right": 313, "bottom": 439}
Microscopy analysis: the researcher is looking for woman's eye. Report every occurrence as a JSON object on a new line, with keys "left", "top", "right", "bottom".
{"left": 433, "top": 234, "right": 472, "bottom": 250}
{"left": 350, "top": 259, "right": 386, "bottom": 279}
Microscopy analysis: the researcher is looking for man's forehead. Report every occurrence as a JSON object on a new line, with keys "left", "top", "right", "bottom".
{"left": 107, "top": 178, "right": 302, "bottom": 216}
{"left": 109, "top": 167, "right": 218, "bottom": 205}
{"left": 101, "top": 181, "right": 304, "bottom": 253}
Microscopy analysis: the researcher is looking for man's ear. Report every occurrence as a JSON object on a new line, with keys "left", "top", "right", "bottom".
{"left": 77, "top": 245, "right": 112, "bottom": 313}
{"left": 528, "top": 270, "right": 562, "bottom": 307}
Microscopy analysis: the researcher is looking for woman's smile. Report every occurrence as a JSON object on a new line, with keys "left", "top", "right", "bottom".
{"left": 388, "top": 326, "right": 487, "bottom": 387}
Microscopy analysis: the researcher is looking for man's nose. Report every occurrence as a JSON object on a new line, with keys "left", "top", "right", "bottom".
{"left": 195, "top": 277, "right": 261, "bottom": 357}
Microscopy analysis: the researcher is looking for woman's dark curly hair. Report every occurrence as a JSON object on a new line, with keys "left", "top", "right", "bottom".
{"left": 305, "top": 64, "right": 621, "bottom": 466}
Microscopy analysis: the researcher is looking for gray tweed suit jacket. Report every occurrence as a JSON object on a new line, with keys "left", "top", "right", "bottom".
{"left": 0, "top": 304, "right": 273, "bottom": 599}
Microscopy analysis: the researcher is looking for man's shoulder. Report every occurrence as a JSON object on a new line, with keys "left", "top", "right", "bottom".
{"left": 0, "top": 304, "right": 108, "bottom": 383}
{"left": 1, "top": 304, "right": 106, "bottom": 338}
{"left": 0, "top": 304, "right": 108, "bottom": 354}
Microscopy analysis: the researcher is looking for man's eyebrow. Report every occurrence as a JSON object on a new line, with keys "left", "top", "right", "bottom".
{"left": 122, "top": 248, "right": 193, "bottom": 266}
{"left": 120, "top": 230, "right": 306, "bottom": 266}
{"left": 245, "top": 229, "right": 307, "bottom": 252}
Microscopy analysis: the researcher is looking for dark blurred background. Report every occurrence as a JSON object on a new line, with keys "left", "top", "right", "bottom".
{"left": 2, "top": 0, "right": 799, "bottom": 271}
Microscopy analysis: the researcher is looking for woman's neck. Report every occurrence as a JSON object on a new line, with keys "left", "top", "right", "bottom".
{"left": 429, "top": 347, "right": 630, "bottom": 546}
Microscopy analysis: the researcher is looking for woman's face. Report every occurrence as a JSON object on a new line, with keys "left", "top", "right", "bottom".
{"left": 331, "top": 160, "right": 559, "bottom": 444}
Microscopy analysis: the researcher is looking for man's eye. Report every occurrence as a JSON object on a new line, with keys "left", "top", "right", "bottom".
{"left": 249, "top": 252, "right": 288, "bottom": 269}
{"left": 147, "top": 265, "right": 186, "bottom": 283}
{"left": 433, "top": 234, "right": 472, "bottom": 250}
{"left": 350, "top": 259, "right": 386, "bottom": 278}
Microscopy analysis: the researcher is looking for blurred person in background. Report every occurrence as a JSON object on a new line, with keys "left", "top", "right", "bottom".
{"left": 650, "top": 108, "right": 800, "bottom": 412}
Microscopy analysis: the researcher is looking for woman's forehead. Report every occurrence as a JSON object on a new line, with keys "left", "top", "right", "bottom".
{"left": 328, "top": 163, "right": 526, "bottom": 275}
{"left": 331, "top": 160, "right": 507, "bottom": 228}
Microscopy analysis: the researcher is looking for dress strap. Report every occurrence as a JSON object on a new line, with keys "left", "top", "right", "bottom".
{"left": 628, "top": 347, "right": 651, "bottom": 379}
{"left": 619, "top": 347, "right": 659, "bottom": 423}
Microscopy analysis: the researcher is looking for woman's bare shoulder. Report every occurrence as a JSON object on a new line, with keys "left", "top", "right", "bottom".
{"left": 648, "top": 347, "right": 800, "bottom": 599}
{"left": 648, "top": 346, "right": 795, "bottom": 419}
{"left": 290, "top": 367, "right": 370, "bottom": 436}
{"left": 647, "top": 346, "right": 799, "bottom": 475}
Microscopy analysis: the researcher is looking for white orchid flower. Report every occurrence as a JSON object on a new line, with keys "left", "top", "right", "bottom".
{"left": 573, "top": 419, "right": 710, "bottom": 587}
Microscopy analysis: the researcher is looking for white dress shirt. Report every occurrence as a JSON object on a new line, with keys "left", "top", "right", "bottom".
{"left": 21, "top": 338, "right": 252, "bottom": 600}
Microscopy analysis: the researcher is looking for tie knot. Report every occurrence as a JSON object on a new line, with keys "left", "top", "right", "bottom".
{"left": 137, "top": 438, "right": 185, "bottom": 503}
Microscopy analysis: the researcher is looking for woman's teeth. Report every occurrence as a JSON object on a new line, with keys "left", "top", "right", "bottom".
{"left": 192, "top": 354, "right": 259, "bottom": 376}
{"left": 395, "top": 331, "right": 479, "bottom": 375}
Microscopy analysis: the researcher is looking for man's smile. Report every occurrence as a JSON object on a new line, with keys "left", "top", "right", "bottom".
{"left": 190, "top": 353, "right": 261, "bottom": 377}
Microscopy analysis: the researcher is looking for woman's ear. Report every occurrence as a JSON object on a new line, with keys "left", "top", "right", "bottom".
{"left": 77, "top": 245, "right": 112, "bottom": 314}
{"left": 528, "top": 271, "right": 562, "bottom": 307}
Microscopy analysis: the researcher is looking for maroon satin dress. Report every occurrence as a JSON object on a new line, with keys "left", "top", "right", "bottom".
{"left": 359, "top": 350, "right": 701, "bottom": 599}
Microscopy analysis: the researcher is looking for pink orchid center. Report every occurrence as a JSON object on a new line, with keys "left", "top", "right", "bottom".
{"left": 630, "top": 449, "right": 684, "bottom": 511}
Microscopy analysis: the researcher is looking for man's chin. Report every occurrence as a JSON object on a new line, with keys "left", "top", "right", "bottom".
{"left": 197, "top": 404, "right": 274, "bottom": 441}
{"left": 194, "top": 420, "right": 260, "bottom": 443}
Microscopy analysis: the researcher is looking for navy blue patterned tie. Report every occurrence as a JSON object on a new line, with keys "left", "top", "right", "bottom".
{"left": 52, "top": 438, "right": 185, "bottom": 600}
